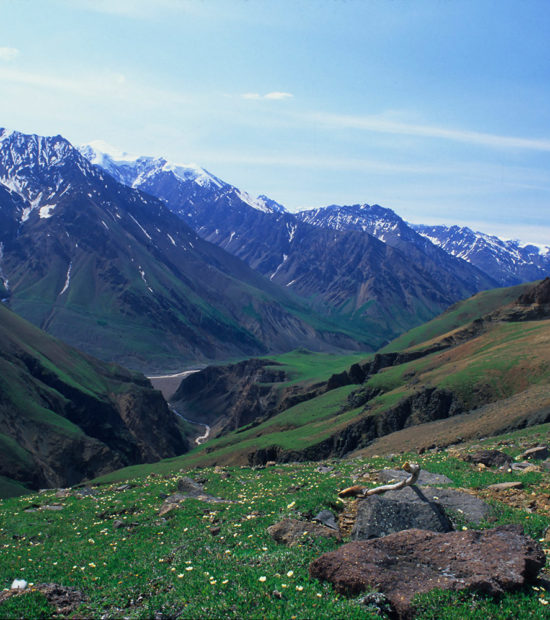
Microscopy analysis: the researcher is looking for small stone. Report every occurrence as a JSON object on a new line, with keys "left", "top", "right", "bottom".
{"left": 313, "top": 509, "right": 339, "bottom": 531}
{"left": 272, "top": 590, "right": 283, "bottom": 599}
{"left": 268, "top": 519, "right": 340, "bottom": 546}
{"left": 377, "top": 469, "right": 452, "bottom": 486}
{"left": 113, "top": 520, "right": 125, "bottom": 529}
{"left": 11, "top": 579, "right": 27, "bottom": 590}
{"left": 41, "top": 504, "right": 64, "bottom": 511}
{"left": 55, "top": 489, "right": 71, "bottom": 499}
{"left": 115, "top": 484, "right": 132, "bottom": 491}
{"left": 487, "top": 481, "right": 523, "bottom": 491}
{"left": 265, "top": 461, "right": 277, "bottom": 467}
{"left": 209, "top": 526, "right": 221, "bottom": 536}
{"left": 316, "top": 465, "right": 334, "bottom": 474}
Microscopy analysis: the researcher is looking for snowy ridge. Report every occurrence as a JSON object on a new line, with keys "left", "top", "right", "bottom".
{"left": 79, "top": 141, "right": 287, "bottom": 215}
{"left": 412, "top": 223, "right": 550, "bottom": 286}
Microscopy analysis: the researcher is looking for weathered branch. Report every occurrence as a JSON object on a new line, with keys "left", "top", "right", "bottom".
{"left": 338, "top": 462, "right": 420, "bottom": 498}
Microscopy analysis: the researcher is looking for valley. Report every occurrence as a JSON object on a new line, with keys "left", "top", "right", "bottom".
{"left": 1, "top": 129, "right": 549, "bottom": 619}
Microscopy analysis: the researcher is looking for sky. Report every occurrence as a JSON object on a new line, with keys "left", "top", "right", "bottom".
{"left": 0, "top": 0, "right": 549, "bottom": 243}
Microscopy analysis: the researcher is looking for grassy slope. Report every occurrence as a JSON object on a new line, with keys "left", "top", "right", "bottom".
{"left": 103, "top": 314, "right": 550, "bottom": 478}
{"left": 0, "top": 425, "right": 549, "bottom": 619}
{"left": 380, "top": 282, "right": 532, "bottom": 353}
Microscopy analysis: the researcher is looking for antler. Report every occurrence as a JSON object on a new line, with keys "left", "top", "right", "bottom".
{"left": 338, "top": 462, "right": 421, "bottom": 498}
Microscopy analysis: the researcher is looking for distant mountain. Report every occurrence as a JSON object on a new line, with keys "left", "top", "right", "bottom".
{"left": 0, "top": 129, "right": 362, "bottom": 370}
{"left": 79, "top": 141, "right": 287, "bottom": 215}
{"left": 82, "top": 145, "right": 497, "bottom": 348}
{"left": 0, "top": 301, "right": 188, "bottom": 495}
{"left": 411, "top": 223, "right": 550, "bottom": 286}
{"left": 295, "top": 203, "right": 496, "bottom": 294}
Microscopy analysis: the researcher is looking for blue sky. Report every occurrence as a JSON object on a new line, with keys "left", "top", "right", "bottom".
{"left": 0, "top": 0, "right": 549, "bottom": 243}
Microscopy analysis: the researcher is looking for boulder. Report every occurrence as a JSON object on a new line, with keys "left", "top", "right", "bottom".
{"left": 310, "top": 525, "right": 545, "bottom": 618}
{"left": 521, "top": 446, "right": 549, "bottom": 460}
{"left": 377, "top": 469, "right": 452, "bottom": 485}
{"left": 464, "top": 450, "right": 511, "bottom": 467}
{"left": 351, "top": 487, "right": 453, "bottom": 540}
{"left": 417, "top": 487, "right": 492, "bottom": 525}
{"left": 267, "top": 518, "right": 340, "bottom": 546}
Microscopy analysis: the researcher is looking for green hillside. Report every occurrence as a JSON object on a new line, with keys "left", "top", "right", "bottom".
{"left": 0, "top": 424, "right": 548, "bottom": 619}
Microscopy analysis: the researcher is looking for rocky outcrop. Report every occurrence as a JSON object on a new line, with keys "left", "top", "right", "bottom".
{"left": 0, "top": 303, "right": 189, "bottom": 494}
{"left": 310, "top": 525, "right": 545, "bottom": 618}
{"left": 173, "top": 358, "right": 326, "bottom": 436}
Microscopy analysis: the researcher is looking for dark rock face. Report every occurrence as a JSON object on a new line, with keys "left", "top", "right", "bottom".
{"left": 521, "top": 446, "right": 549, "bottom": 460}
{"left": 464, "top": 449, "right": 512, "bottom": 467}
{"left": 173, "top": 358, "right": 325, "bottom": 437}
{"left": 351, "top": 487, "right": 453, "bottom": 540}
{"left": 310, "top": 525, "right": 545, "bottom": 618}
{"left": 267, "top": 518, "right": 341, "bottom": 546}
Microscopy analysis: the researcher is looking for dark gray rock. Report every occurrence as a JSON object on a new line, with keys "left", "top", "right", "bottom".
{"left": 313, "top": 509, "right": 339, "bottom": 530}
{"left": 521, "top": 446, "right": 549, "bottom": 460}
{"left": 464, "top": 449, "right": 511, "bottom": 467}
{"left": 310, "top": 525, "right": 545, "bottom": 618}
{"left": 377, "top": 469, "right": 452, "bottom": 485}
{"left": 351, "top": 486, "right": 453, "bottom": 540}
{"left": 416, "top": 487, "right": 492, "bottom": 524}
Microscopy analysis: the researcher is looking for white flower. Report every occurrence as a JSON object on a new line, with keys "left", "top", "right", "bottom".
{"left": 259, "top": 576, "right": 266, "bottom": 582}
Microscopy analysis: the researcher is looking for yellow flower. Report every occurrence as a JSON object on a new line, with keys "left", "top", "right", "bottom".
{"left": 296, "top": 585, "right": 303, "bottom": 591}
{"left": 259, "top": 576, "right": 266, "bottom": 582}
{"left": 286, "top": 570, "right": 294, "bottom": 577}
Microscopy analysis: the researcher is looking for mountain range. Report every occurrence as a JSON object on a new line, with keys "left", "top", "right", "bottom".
{"left": 1, "top": 129, "right": 548, "bottom": 373}
{"left": 79, "top": 142, "right": 501, "bottom": 350}
{"left": 0, "top": 129, "right": 363, "bottom": 370}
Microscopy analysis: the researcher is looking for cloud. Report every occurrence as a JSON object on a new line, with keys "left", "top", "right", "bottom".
{"left": 66, "top": 0, "right": 200, "bottom": 19}
{"left": 0, "top": 47, "right": 19, "bottom": 62}
{"left": 0, "top": 66, "right": 189, "bottom": 107}
{"left": 312, "top": 112, "right": 550, "bottom": 152}
{"left": 241, "top": 92, "right": 293, "bottom": 101}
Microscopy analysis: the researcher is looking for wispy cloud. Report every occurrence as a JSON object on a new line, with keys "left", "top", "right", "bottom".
{"left": 0, "top": 47, "right": 19, "bottom": 62}
{"left": 241, "top": 92, "right": 293, "bottom": 101}
{"left": 312, "top": 112, "right": 550, "bottom": 152}
{"left": 65, "top": 0, "right": 194, "bottom": 19}
{"left": 0, "top": 66, "right": 189, "bottom": 107}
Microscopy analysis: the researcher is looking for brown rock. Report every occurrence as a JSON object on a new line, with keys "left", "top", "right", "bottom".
{"left": 487, "top": 481, "right": 524, "bottom": 491}
{"left": 268, "top": 518, "right": 341, "bottom": 546}
{"left": 309, "top": 525, "right": 545, "bottom": 618}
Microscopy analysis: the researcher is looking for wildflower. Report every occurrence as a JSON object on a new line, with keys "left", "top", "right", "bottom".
{"left": 296, "top": 585, "right": 303, "bottom": 591}
{"left": 185, "top": 566, "right": 193, "bottom": 571}
{"left": 286, "top": 570, "right": 294, "bottom": 577}
{"left": 540, "top": 598, "right": 549, "bottom": 605}
{"left": 222, "top": 579, "right": 229, "bottom": 584}
{"left": 177, "top": 574, "right": 184, "bottom": 579}
{"left": 259, "top": 576, "right": 267, "bottom": 582}
{"left": 287, "top": 501, "right": 296, "bottom": 509}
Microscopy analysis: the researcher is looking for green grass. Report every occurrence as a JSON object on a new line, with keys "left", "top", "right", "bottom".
{"left": 1, "top": 425, "right": 549, "bottom": 619}
{"left": 381, "top": 282, "right": 532, "bottom": 353}
{"left": 261, "top": 349, "right": 371, "bottom": 386}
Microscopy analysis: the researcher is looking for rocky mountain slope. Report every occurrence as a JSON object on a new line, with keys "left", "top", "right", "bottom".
{"left": 0, "top": 129, "right": 363, "bottom": 370}
{"left": 81, "top": 144, "right": 497, "bottom": 348}
{"left": 170, "top": 279, "right": 550, "bottom": 467}
{"left": 0, "top": 302, "right": 188, "bottom": 495}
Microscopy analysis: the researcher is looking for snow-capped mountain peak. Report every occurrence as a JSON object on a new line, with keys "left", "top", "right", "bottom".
{"left": 79, "top": 142, "right": 226, "bottom": 192}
